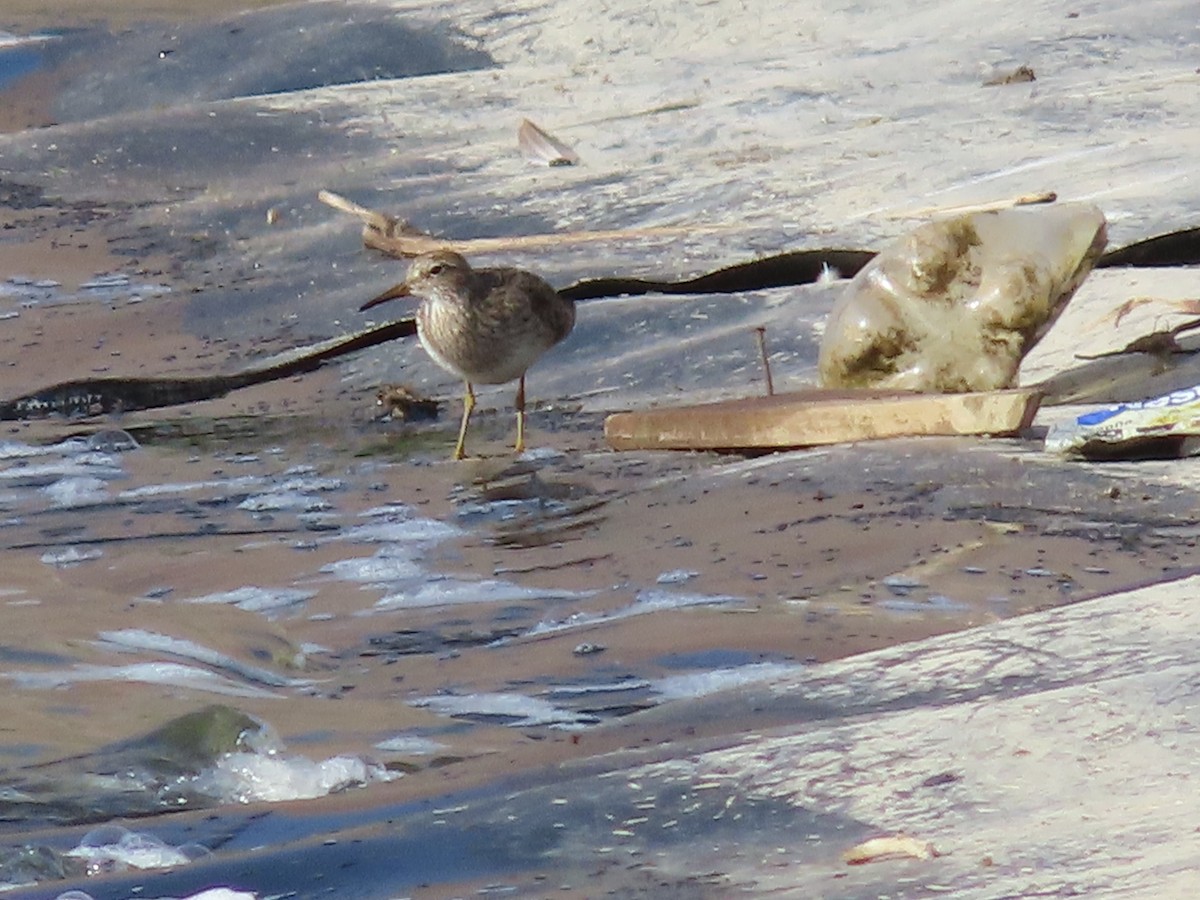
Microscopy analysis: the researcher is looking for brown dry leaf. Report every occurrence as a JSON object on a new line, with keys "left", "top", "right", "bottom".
{"left": 1170, "top": 298, "right": 1200, "bottom": 316}
{"left": 1109, "top": 296, "right": 1158, "bottom": 327}
{"left": 376, "top": 384, "right": 439, "bottom": 422}
{"left": 1106, "top": 297, "right": 1200, "bottom": 330}
{"left": 984, "top": 64, "right": 1036, "bottom": 86}
{"left": 518, "top": 118, "right": 580, "bottom": 166}
{"left": 842, "top": 832, "right": 939, "bottom": 865}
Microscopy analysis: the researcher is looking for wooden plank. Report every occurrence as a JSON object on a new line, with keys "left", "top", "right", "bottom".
{"left": 603, "top": 388, "right": 1043, "bottom": 451}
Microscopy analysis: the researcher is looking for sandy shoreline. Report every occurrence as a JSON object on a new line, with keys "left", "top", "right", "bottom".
{"left": 0, "top": 0, "right": 1193, "bottom": 790}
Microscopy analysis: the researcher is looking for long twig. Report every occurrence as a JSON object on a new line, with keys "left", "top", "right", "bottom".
{"left": 888, "top": 190, "right": 1057, "bottom": 221}
{"left": 754, "top": 326, "right": 775, "bottom": 396}
{"left": 318, "top": 190, "right": 734, "bottom": 259}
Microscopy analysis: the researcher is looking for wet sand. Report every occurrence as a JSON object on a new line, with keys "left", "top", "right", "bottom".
{"left": 0, "top": 0, "right": 292, "bottom": 30}
{"left": 3, "top": 248, "right": 1194, "bottom": 795}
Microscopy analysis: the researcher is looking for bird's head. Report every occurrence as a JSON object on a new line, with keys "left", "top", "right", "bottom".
{"left": 360, "top": 250, "right": 474, "bottom": 311}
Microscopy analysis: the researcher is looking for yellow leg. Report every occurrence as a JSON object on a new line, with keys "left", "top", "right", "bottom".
{"left": 514, "top": 375, "right": 527, "bottom": 454}
{"left": 453, "top": 382, "right": 475, "bottom": 460}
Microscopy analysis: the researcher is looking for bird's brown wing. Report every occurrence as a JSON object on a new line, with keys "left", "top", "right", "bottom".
{"left": 479, "top": 267, "right": 575, "bottom": 344}
{"left": 524, "top": 272, "right": 576, "bottom": 343}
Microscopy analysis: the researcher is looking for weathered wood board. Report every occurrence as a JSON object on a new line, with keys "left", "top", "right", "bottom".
{"left": 604, "top": 388, "right": 1043, "bottom": 451}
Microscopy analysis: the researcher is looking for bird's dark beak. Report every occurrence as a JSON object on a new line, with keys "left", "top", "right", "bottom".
{"left": 359, "top": 282, "right": 412, "bottom": 312}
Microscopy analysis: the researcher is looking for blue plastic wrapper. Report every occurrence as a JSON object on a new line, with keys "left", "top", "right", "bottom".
{"left": 1045, "top": 386, "right": 1200, "bottom": 458}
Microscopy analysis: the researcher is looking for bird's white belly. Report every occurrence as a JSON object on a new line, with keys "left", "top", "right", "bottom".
{"left": 418, "top": 306, "right": 552, "bottom": 385}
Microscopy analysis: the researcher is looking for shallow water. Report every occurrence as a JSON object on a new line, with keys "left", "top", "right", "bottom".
{"left": 0, "top": 37, "right": 45, "bottom": 93}
{"left": 2, "top": 406, "right": 1198, "bottom": 896}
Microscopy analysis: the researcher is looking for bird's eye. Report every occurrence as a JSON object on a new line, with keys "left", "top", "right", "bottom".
{"left": 428, "top": 264, "right": 445, "bottom": 275}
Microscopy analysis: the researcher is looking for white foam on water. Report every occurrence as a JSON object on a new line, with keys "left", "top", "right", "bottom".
{"left": 375, "top": 577, "right": 590, "bottom": 610}
{"left": 456, "top": 498, "right": 534, "bottom": 521}
{"left": 276, "top": 475, "right": 344, "bottom": 493}
{"left": 651, "top": 662, "right": 805, "bottom": 701}
{"left": 0, "top": 31, "right": 57, "bottom": 48}
{"left": 633, "top": 589, "right": 743, "bottom": 610}
{"left": 42, "top": 476, "right": 111, "bottom": 507}
{"left": 878, "top": 594, "right": 971, "bottom": 614}
{"left": 547, "top": 679, "right": 652, "bottom": 696}
{"left": 0, "top": 462, "right": 99, "bottom": 481}
{"left": 517, "top": 446, "right": 566, "bottom": 462}
{"left": 319, "top": 547, "right": 424, "bottom": 583}
{"left": 337, "top": 518, "right": 465, "bottom": 544}
{"left": 64, "top": 824, "right": 208, "bottom": 873}
{"left": 237, "top": 491, "right": 331, "bottom": 512}
{"left": 71, "top": 452, "right": 120, "bottom": 468}
{"left": 84, "top": 429, "right": 140, "bottom": 453}
{"left": 40, "top": 546, "right": 103, "bottom": 568}
{"left": 883, "top": 574, "right": 927, "bottom": 592}
{"left": 6, "top": 662, "right": 281, "bottom": 699}
{"left": 118, "top": 475, "right": 264, "bottom": 499}
{"left": 337, "top": 503, "right": 466, "bottom": 542}
{"left": 0, "top": 438, "right": 130, "bottom": 472}
{"left": 180, "top": 586, "right": 315, "bottom": 613}
{"left": 358, "top": 503, "right": 416, "bottom": 518}
{"left": 192, "top": 750, "right": 398, "bottom": 803}
{"left": 656, "top": 568, "right": 699, "bottom": 584}
{"left": 374, "top": 734, "right": 447, "bottom": 755}
{"left": 412, "top": 692, "right": 597, "bottom": 729}
{"left": 0, "top": 440, "right": 55, "bottom": 460}
{"left": 527, "top": 588, "right": 742, "bottom": 637}
{"left": 57, "top": 892, "right": 259, "bottom": 900}
{"left": 96, "top": 629, "right": 311, "bottom": 689}
{"left": 79, "top": 274, "right": 130, "bottom": 289}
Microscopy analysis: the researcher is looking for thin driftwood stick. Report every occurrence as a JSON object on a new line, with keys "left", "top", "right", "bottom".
{"left": 317, "top": 189, "right": 401, "bottom": 234}
{"left": 319, "top": 190, "right": 733, "bottom": 259}
{"left": 317, "top": 190, "right": 434, "bottom": 258}
{"left": 754, "top": 326, "right": 775, "bottom": 396}
{"left": 888, "top": 190, "right": 1058, "bottom": 221}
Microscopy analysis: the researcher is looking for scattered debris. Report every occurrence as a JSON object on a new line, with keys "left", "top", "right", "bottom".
{"left": 753, "top": 326, "right": 775, "bottom": 396}
{"left": 604, "top": 388, "right": 1042, "bottom": 451}
{"left": 517, "top": 118, "right": 580, "bottom": 166}
{"left": 984, "top": 64, "right": 1036, "bottom": 86}
{"left": 5, "top": 201, "right": 1197, "bottom": 425}
{"left": 1075, "top": 315, "right": 1200, "bottom": 361}
{"left": 376, "top": 384, "right": 440, "bottom": 422}
{"left": 890, "top": 190, "right": 1056, "bottom": 221}
{"left": 819, "top": 203, "right": 1106, "bottom": 392}
{"left": 318, "top": 189, "right": 727, "bottom": 260}
{"left": 842, "top": 832, "right": 939, "bottom": 865}
{"left": 1045, "top": 384, "right": 1200, "bottom": 459}
{"left": 321, "top": 188, "right": 1200, "bottom": 297}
